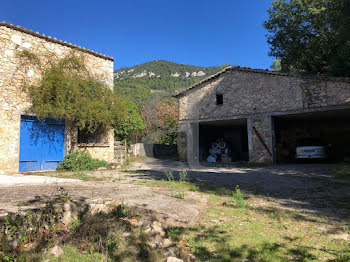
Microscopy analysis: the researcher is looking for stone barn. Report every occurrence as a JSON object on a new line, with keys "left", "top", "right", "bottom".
{"left": 175, "top": 66, "right": 350, "bottom": 165}
{"left": 0, "top": 22, "right": 114, "bottom": 174}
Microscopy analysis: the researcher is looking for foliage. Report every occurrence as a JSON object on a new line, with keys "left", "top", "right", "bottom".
{"left": 165, "top": 171, "right": 175, "bottom": 182}
{"left": 1, "top": 196, "right": 66, "bottom": 261}
{"left": 114, "top": 98, "right": 146, "bottom": 142}
{"left": 57, "top": 151, "right": 107, "bottom": 171}
{"left": 115, "top": 60, "right": 225, "bottom": 144}
{"left": 114, "top": 60, "right": 226, "bottom": 103}
{"left": 155, "top": 99, "right": 178, "bottom": 144}
{"left": 270, "top": 59, "right": 281, "bottom": 71}
{"left": 231, "top": 185, "right": 247, "bottom": 208}
{"left": 264, "top": 0, "right": 350, "bottom": 77}
{"left": 24, "top": 54, "right": 127, "bottom": 133}
{"left": 179, "top": 170, "right": 187, "bottom": 182}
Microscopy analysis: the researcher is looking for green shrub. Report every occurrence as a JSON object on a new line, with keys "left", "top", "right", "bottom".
{"left": 57, "top": 151, "right": 107, "bottom": 171}
{"left": 232, "top": 185, "right": 247, "bottom": 208}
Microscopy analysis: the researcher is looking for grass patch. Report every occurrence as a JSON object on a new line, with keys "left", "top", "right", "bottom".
{"left": 41, "top": 245, "right": 105, "bottom": 262}
{"left": 133, "top": 173, "right": 350, "bottom": 261}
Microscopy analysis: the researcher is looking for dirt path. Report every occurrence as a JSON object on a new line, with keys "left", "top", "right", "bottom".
{"left": 0, "top": 179, "right": 207, "bottom": 225}
{"left": 125, "top": 159, "right": 350, "bottom": 222}
{"left": 1, "top": 159, "right": 349, "bottom": 224}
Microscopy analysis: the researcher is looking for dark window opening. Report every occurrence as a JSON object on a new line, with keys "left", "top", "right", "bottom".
{"left": 216, "top": 94, "right": 223, "bottom": 105}
{"left": 78, "top": 128, "right": 106, "bottom": 144}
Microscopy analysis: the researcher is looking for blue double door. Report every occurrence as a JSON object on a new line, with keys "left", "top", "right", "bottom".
{"left": 19, "top": 116, "right": 65, "bottom": 172}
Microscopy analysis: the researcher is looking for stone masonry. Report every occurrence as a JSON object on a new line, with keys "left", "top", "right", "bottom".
{"left": 0, "top": 22, "right": 114, "bottom": 174}
{"left": 175, "top": 66, "right": 350, "bottom": 164}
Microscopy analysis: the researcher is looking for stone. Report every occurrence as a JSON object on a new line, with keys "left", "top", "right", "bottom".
{"left": 88, "top": 203, "right": 110, "bottom": 215}
{"left": 166, "top": 257, "right": 183, "bottom": 262}
{"left": 11, "top": 34, "right": 22, "bottom": 45}
{"left": 9, "top": 239, "right": 18, "bottom": 250}
{"left": 48, "top": 245, "right": 64, "bottom": 257}
{"left": 162, "top": 238, "right": 174, "bottom": 248}
{"left": 151, "top": 221, "right": 165, "bottom": 237}
{"left": 147, "top": 241, "right": 160, "bottom": 248}
{"left": 121, "top": 217, "right": 139, "bottom": 228}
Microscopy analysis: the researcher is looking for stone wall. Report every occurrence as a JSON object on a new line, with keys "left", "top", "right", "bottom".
{"left": 0, "top": 24, "right": 114, "bottom": 174}
{"left": 247, "top": 116, "right": 274, "bottom": 163}
{"left": 178, "top": 70, "right": 350, "bottom": 122}
{"left": 179, "top": 70, "right": 305, "bottom": 121}
{"left": 177, "top": 68, "right": 350, "bottom": 163}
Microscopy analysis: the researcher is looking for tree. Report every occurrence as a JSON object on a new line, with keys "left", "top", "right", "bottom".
{"left": 270, "top": 59, "right": 281, "bottom": 71}
{"left": 156, "top": 99, "right": 178, "bottom": 144}
{"left": 264, "top": 0, "right": 350, "bottom": 77}
{"left": 25, "top": 55, "right": 127, "bottom": 133}
{"left": 114, "top": 98, "right": 146, "bottom": 142}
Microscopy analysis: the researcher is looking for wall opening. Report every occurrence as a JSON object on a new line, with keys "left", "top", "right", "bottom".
{"left": 199, "top": 119, "right": 248, "bottom": 163}
{"left": 216, "top": 93, "right": 223, "bottom": 105}
{"left": 274, "top": 109, "right": 350, "bottom": 162}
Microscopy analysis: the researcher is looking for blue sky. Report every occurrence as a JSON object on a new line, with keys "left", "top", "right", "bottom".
{"left": 1, "top": 0, "right": 274, "bottom": 69}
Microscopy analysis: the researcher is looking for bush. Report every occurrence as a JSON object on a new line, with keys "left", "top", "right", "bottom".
{"left": 57, "top": 151, "right": 107, "bottom": 171}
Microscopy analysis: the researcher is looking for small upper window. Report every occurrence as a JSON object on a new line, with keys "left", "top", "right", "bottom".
{"left": 216, "top": 94, "right": 223, "bottom": 105}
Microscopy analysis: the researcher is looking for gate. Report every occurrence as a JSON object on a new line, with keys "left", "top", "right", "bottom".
{"left": 19, "top": 116, "right": 65, "bottom": 172}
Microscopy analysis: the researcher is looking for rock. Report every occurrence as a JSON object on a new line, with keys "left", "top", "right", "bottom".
{"left": 106, "top": 199, "right": 120, "bottom": 208}
{"left": 62, "top": 210, "right": 73, "bottom": 226}
{"left": 151, "top": 221, "right": 165, "bottom": 237}
{"left": 63, "top": 202, "right": 71, "bottom": 211}
{"left": 147, "top": 241, "right": 160, "bottom": 248}
{"left": 166, "top": 257, "right": 183, "bottom": 262}
{"left": 188, "top": 253, "right": 196, "bottom": 261}
{"left": 162, "top": 238, "right": 174, "bottom": 248}
{"left": 48, "top": 245, "right": 64, "bottom": 257}
{"left": 9, "top": 239, "right": 18, "bottom": 250}
{"left": 121, "top": 218, "right": 139, "bottom": 228}
{"left": 88, "top": 203, "right": 110, "bottom": 215}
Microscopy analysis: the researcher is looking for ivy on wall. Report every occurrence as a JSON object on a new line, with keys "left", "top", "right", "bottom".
{"left": 19, "top": 52, "right": 127, "bottom": 133}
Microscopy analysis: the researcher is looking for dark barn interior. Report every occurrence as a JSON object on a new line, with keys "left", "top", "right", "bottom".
{"left": 274, "top": 109, "right": 350, "bottom": 162}
{"left": 199, "top": 119, "right": 249, "bottom": 163}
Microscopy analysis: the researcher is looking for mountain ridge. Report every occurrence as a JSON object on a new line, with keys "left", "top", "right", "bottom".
{"left": 114, "top": 60, "right": 227, "bottom": 105}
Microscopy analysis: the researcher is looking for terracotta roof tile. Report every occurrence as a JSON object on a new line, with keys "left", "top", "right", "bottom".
{"left": 0, "top": 21, "right": 114, "bottom": 61}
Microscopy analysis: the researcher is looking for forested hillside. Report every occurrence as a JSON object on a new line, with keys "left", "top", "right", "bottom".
{"left": 114, "top": 60, "right": 227, "bottom": 105}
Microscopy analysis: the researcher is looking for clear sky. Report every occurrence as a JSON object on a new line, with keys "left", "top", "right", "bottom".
{"left": 1, "top": 0, "right": 274, "bottom": 69}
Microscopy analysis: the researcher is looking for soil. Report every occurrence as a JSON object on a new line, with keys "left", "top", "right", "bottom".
{"left": 1, "top": 158, "right": 350, "bottom": 226}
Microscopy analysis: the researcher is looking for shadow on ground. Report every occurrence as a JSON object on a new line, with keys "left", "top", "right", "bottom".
{"left": 127, "top": 159, "right": 350, "bottom": 222}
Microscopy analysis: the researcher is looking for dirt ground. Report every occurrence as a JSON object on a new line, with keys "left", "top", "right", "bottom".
{"left": 1, "top": 158, "right": 349, "bottom": 226}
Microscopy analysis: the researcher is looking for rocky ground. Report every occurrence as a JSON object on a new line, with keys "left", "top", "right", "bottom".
{"left": 1, "top": 159, "right": 350, "bottom": 223}
{"left": 1, "top": 159, "right": 350, "bottom": 261}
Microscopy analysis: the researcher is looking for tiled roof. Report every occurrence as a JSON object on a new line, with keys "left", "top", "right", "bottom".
{"left": 174, "top": 66, "right": 350, "bottom": 97}
{"left": 0, "top": 21, "right": 114, "bottom": 61}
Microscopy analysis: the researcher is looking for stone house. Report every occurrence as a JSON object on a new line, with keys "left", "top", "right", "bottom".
{"left": 175, "top": 66, "right": 350, "bottom": 165}
{"left": 0, "top": 22, "right": 115, "bottom": 174}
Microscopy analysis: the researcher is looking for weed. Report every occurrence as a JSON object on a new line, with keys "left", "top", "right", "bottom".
{"left": 165, "top": 171, "right": 175, "bottom": 181}
{"left": 232, "top": 185, "right": 247, "bottom": 208}
{"left": 190, "top": 184, "right": 200, "bottom": 191}
{"left": 172, "top": 191, "right": 186, "bottom": 199}
{"left": 342, "top": 225, "right": 349, "bottom": 234}
{"left": 179, "top": 170, "right": 188, "bottom": 182}
{"left": 167, "top": 227, "right": 184, "bottom": 242}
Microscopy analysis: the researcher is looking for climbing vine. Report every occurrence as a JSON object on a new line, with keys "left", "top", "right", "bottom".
{"left": 19, "top": 52, "right": 127, "bottom": 133}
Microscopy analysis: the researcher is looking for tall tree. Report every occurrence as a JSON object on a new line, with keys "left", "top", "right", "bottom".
{"left": 264, "top": 0, "right": 350, "bottom": 77}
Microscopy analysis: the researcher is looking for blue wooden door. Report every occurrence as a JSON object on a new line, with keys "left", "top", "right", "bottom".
{"left": 19, "top": 116, "right": 65, "bottom": 172}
